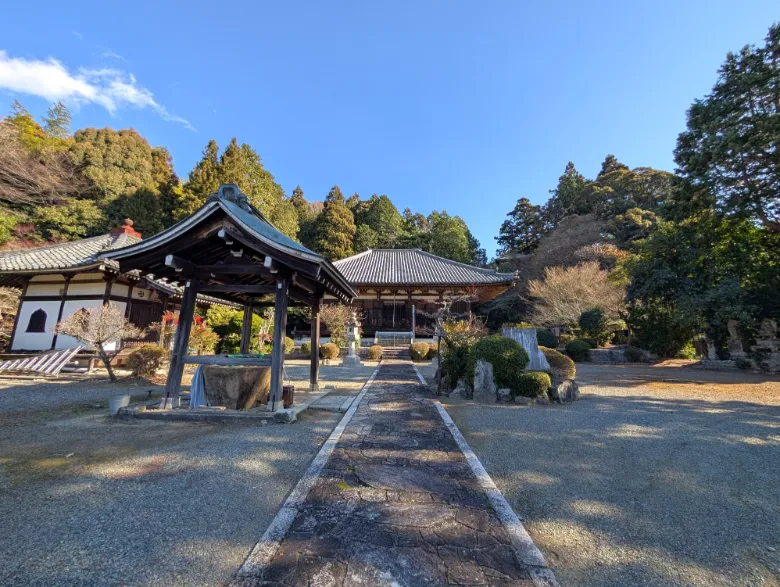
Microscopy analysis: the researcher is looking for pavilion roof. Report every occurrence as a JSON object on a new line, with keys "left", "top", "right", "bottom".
{"left": 101, "top": 184, "right": 356, "bottom": 305}
{"left": 333, "top": 249, "right": 516, "bottom": 287}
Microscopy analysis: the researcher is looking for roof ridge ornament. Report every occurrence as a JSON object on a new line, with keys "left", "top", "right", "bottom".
{"left": 208, "top": 184, "right": 252, "bottom": 212}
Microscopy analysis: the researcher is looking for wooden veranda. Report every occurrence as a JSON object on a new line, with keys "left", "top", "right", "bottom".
{"left": 102, "top": 184, "right": 356, "bottom": 411}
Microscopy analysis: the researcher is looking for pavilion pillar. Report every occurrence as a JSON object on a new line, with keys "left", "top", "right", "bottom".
{"left": 240, "top": 301, "right": 253, "bottom": 354}
{"left": 269, "top": 277, "right": 289, "bottom": 411}
{"left": 164, "top": 278, "right": 199, "bottom": 402}
{"left": 310, "top": 296, "right": 321, "bottom": 391}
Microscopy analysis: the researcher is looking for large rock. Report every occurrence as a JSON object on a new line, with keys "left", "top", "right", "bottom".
{"left": 502, "top": 327, "right": 551, "bottom": 371}
{"left": 449, "top": 377, "right": 471, "bottom": 399}
{"left": 496, "top": 388, "right": 513, "bottom": 403}
{"left": 472, "top": 360, "right": 497, "bottom": 403}
{"left": 548, "top": 379, "right": 579, "bottom": 403}
{"left": 203, "top": 365, "right": 271, "bottom": 410}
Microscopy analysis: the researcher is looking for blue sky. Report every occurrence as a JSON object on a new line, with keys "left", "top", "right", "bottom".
{"left": 1, "top": 1, "right": 776, "bottom": 257}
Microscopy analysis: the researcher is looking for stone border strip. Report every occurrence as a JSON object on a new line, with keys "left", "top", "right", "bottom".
{"left": 411, "top": 363, "right": 561, "bottom": 587}
{"left": 231, "top": 361, "right": 383, "bottom": 580}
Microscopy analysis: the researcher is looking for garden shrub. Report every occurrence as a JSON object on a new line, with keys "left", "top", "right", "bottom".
{"left": 566, "top": 339, "right": 592, "bottom": 362}
{"left": 540, "top": 346, "right": 575, "bottom": 380}
{"left": 320, "top": 342, "right": 339, "bottom": 360}
{"left": 578, "top": 307, "right": 611, "bottom": 347}
{"left": 128, "top": 345, "right": 168, "bottom": 378}
{"left": 536, "top": 330, "right": 559, "bottom": 349}
{"left": 736, "top": 358, "right": 753, "bottom": 370}
{"left": 442, "top": 344, "right": 471, "bottom": 390}
{"left": 467, "top": 335, "right": 530, "bottom": 393}
{"left": 409, "top": 341, "right": 431, "bottom": 361}
{"left": 300, "top": 341, "right": 311, "bottom": 355}
{"left": 427, "top": 343, "right": 439, "bottom": 359}
{"left": 623, "top": 346, "right": 643, "bottom": 362}
{"left": 514, "top": 371, "right": 552, "bottom": 398}
{"left": 559, "top": 332, "right": 576, "bottom": 345}
{"left": 675, "top": 342, "right": 697, "bottom": 360}
{"left": 367, "top": 345, "right": 383, "bottom": 360}
{"left": 503, "top": 321, "right": 534, "bottom": 329}
{"left": 284, "top": 336, "right": 295, "bottom": 355}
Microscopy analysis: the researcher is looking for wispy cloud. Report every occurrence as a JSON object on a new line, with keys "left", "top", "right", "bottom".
{"left": 72, "top": 31, "right": 83, "bottom": 40}
{"left": 100, "top": 50, "right": 127, "bottom": 63}
{"left": 0, "top": 50, "right": 193, "bottom": 130}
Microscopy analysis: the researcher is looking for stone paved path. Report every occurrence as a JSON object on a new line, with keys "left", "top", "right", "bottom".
{"left": 232, "top": 361, "right": 536, "bottom": 586}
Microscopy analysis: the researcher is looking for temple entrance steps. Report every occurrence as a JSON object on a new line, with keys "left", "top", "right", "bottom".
{"left": 379, "top": 346, "right": 410, "bottom": 359}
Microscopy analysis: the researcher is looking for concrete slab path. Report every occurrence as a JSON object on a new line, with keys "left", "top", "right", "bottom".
{"left": 231, "top": 361, "right": 547, "bottom": 586}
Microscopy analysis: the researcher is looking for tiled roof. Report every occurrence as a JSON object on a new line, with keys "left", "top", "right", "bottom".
{"left": 0, "top": 233, "right": 141, "bottom": 273}
{"left": 333, "top": 249, "right": 515, "bottom": 286}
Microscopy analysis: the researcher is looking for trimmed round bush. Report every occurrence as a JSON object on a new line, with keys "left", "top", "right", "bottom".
{"left": 319, "top": 342, "right": 339, "bottom": 360}
{"left": 515, "top": 371, "right": 552, "bottom": 398}
{"left": 409, "top": 341, "right": 431, "bottom": 361}
{"left": 300, "top": 341, "right": 312, "bottom": 355}
{"left": 540, "top": 346, "right": 576, "bottom": 380}
{"left": 128, "top": 345, "right": 168, "bottom": 378}
{"left": 566, "top": 339, "right": 592, "bottom": 362}
{"left": 284, "top": 336, "right": 295, "bottom": 355}
{"left": 427, "top": 343, "right": 439, "bottom": 359}
{"left": 623, "top": 346, "right": 643, "bottom": 362}
{"left": 367, "top": 345, "right": 383, "bottom": 360}
{"left": 467, "top": 335, "right": 530, "bottom": 393}
{"left": 536, "top": 330, "right": 559, "bottom": 349}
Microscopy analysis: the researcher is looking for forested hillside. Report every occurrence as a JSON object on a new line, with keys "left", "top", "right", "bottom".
{"left": 0, "top": 101, "right": 486, "bottom": 265}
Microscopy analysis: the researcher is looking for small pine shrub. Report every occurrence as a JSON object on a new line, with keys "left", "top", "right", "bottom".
{"left": 320, "top": 342, "right": 340, "bottom": 360}
{"left": 300, "top": 341, "right": 311, "bottom": 355}
{"left": 443, "top": 344, "right": 470, "bottom": 390}
{"left": 578, "top": 307, "right": 612, "bottom": 347}
{"left": 128, "top": 345, "right": 168, "bottom": 378}
{"left": 427, "top": 343, "right": 439, "bottom": 359}
{"left": 515, "top": 371, "right": 552, "bottom": 398}
{"left": 540, "top": 346, "right": 575, "bottom": 380}
{"left": 566, "top": 339, "right": 592, "bottom": 362}
{"left": 623, "top": 346, "right": 643, "bottom": 362}
{"left": 284, "top": 336, "right": 295, "bottom": 355}
{"left": 409, "top": 341, "right": 431, "bottom": 361}
{"left": 536, "top": 330, "right": 559, "bottom": 349}
{"left": 467, "top": 335, "right": 530, "bottom": 394}
{"left": 367, "top": 345, "right": 383, "bottom": 360}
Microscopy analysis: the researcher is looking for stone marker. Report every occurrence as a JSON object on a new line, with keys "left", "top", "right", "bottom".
{"left": 472, "top": 359, "right": 496, "bottom": 402}
{"left": 449, "top": 378, "right": 470, "bottom": 399}
{"left": 274, "top": 408, "right": 297, "bottom": 423}
{"left": 342, "top": 311, "right": 363, "bottom": 367}
{"left": 496, "top": 387, "right": 513, "bottom": 402}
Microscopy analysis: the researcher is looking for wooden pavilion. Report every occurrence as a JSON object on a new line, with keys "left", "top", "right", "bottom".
{"left": 102, "top": 184, "right": 356, "bottom": 411}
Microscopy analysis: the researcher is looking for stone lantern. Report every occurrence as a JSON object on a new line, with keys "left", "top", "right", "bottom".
{"left": 342, "top": 311, "right": 362, "bottom": 367}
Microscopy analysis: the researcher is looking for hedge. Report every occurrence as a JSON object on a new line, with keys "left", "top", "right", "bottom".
{"left": 319, "top": 342, "right": 340, "bottom": 360}
{"left": 623, "top": 346, "right": 643, "bottom": 362}
{"left": 367, "top": 345, "right": 383, "bottom": 360}
{"left": 427, "top": 343, "right": 439, "bottom": 359}
{"left": 515, "top": 371, "right": 551, "bottom": 398}
{"left": 536, "top": 330, "right": 559, "bottom": 349}
{"left": 566, "top": 339, "right": 592, "bottom": 362}
{"left": 540, "top": 346, "right": 576, "bottom": 380}
{"left": 300, "top": 341, "right": 311, "bottom": 355}
{"left": 128, "top": 345, "right": 168, "bottom": 378}
{"left": 284, "top": 336, "right": 295, "bottom": 355}
{"left": 409, "top": 341, "right": 430, "bottom": 361}
{"left": 467, "top": 335, "right": 529, "bottom": 394}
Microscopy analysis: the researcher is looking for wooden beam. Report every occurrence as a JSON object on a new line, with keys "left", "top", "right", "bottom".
{"left": 269, "top": 278, "right": 289, "bottom": 412}
{"left": 240, "top": 301, "right": 253, "bottom": 354}
{"left": 50, "top": 276, "right": 72, "bottom": 350}
{"left": 195, "top": 264, "right": 267, "bottom": 276}
{"left": 165, "top": 254, "right": 196, "bottom": 275}
{"left": 310, "top": 296, "right": 320, "bottom": 391}
{"left": 200, "top": 284, "right": 276, "bottom": 294}
{"left": 164, "top": 278, "right": 199, "bottom": 401}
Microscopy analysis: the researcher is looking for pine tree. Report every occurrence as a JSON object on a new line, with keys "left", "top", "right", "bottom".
{"left": 178, "top": 139, "right": 220, "bottom": 217}
{"left": 496, "top": 197, "right": 542, "bottom": 254}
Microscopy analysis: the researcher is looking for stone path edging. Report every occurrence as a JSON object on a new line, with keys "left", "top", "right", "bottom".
{"left": 412, "top": 363, "right": 560, "bottom": 587}
{"left": 232, "top": 361, "right": 383, "bottom": 580}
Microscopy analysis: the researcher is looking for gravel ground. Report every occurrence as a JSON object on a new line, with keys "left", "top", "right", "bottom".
{"left": 0, "top": 360, "right": 380, "bottom": 586}
{"left": 443, "top": 364, "right": 780, "bottom": 587}
{"left": 0, "top": 411, "right": 341, "bottom": 587}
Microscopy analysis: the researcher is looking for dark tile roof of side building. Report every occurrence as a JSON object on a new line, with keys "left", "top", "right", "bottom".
{"left": 0, "top": 233, "right": 141, "bottom": 273}
{"left": 333, "top": 249, "right": 515, "bottom": 286}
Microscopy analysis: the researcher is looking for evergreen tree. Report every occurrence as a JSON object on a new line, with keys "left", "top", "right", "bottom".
{"left": 42, "top": 101, "right": 72, "bottom": 139}
{"left": 314, "top": 185, "right": 355, "bottom": 259}
{"left": 179, "top": 140, "right": 221, "bottom": 217}
{"left": 495, "top": 197, "right": 542, "bottom": 254}
{"left": 290, "top": 185, "right": 307, "bottom": 215}
{"left": 354, "top": 224, "right": 379, "bottom": 252}
{"left": 363, "top": 194, "right": 404, "bottom": 247}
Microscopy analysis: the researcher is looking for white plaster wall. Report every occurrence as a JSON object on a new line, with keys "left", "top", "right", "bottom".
{"left": 11, "top": 300, "right": 59, "bottom": 350}
{"left": 55, "top": 300, "right": 127, "bottom": 350}
{"left": 30, "top": 274, "right": 65, "bottom": 282}
{"left": 27, "top": 282, "right": 66, "bottom": 296}
{"left": 68, "top": 282, "right": 107, "bottom": 296}
{"left": 112, "top": 283, "right": 130, "bottom": 297}
{"left": 70, "top": 272, "right": 103, "bottom": 281}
